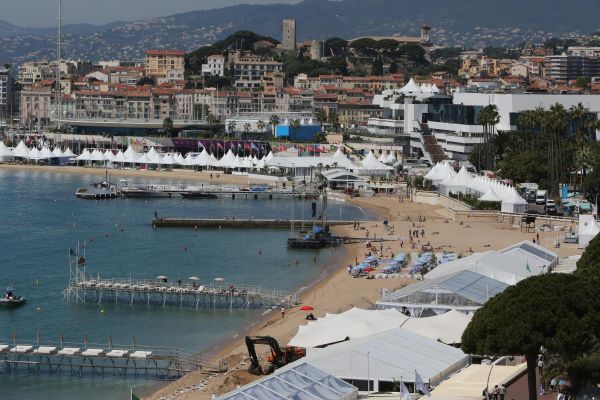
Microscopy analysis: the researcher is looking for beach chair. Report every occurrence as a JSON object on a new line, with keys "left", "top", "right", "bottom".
{"left": 58, "top": 347, "right": 81, "bottom": 356}
{"left": 81, "top": 348, "right": 105, "bottom": 357}
{"left": 34, "top": 346, "right": 58, "bottom": 355}
{"left": 11, "top": 345, "right": 34, "bottom": 354}
{"left": 130, "top": 351, "right": 152, "bottom": 359}
{"left": 106, "top": 350, "right": 129, "bottom": 358}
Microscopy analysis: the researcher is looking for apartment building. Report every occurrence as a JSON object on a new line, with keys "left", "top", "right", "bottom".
{"left": 201, "top": 55, "right": 225, "bottom": 77}
{"left": 145, "top": 50, "right": 185, "bottom": 78}
{"left": 0, "top": 67, "right": 12, "bottom": 119}
{"left": 545, "top": 55, "right": 600, "bottom": 81}
{"left": 18, "top": 61, "right": 58, "bottom": 87}
{"left": 233, "top": 55, "right": 283, "bottom": 89}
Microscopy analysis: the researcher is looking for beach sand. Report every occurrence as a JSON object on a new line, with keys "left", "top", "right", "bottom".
{"left": 145, "top": 194, "right": 582, "bottom": 400}
{"left": 0, "top": 165, "right": 580, "bottom": 399}
{"left": 0, "top": 164, "right": 283, "bottom": 187}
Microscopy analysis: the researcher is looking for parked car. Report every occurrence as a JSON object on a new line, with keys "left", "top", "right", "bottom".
{"left": 545, "top": 199, "right": 557, "bottom": 214}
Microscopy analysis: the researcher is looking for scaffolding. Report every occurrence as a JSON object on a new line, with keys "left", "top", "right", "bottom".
{"left": 63, "top": 249, "right": 299, "bottom": 310}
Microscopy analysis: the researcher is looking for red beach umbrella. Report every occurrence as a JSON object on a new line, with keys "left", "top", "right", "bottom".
{"left": 300, "top": 306, "right": 314, "bottom": 311}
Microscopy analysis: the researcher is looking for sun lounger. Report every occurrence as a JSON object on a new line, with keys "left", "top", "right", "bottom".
{"left": 106, "top": 350, "right": 129, "bottom": 358}
{"left": 58, "top": 347, "right": 81, "bottom": 355}
{"left": 0, "top": 344, "right": 10, "bottom": 352}
{"left": 11, "top": 345, "right": 34, "bottom": 354}
{"left": 81, "top": 348, "right": 105, "bottom": 356}
{"left": 34, "top": 346, "right": 58, "bottom": 355}
{"left": 130, "top": 351, "right": 152, "bottom": 359}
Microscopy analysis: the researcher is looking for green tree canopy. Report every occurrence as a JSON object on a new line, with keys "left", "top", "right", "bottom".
{"left": 575, "top": 231, "right": 600, "bottom": 277}
{"left": 462, "top": 274, "right": 600, "bottom": 399}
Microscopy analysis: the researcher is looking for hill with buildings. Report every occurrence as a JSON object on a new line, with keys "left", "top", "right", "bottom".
{"left": 1, "top": 0, "right": 600, "bottom": 64}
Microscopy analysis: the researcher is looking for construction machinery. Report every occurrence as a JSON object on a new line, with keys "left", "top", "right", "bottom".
{"left": 245, "top": 336, "right": 305, "bottom": 375}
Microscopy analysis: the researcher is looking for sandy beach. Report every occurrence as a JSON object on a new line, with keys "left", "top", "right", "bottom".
{"left": 0, "top": 164, "right": 580, "bottom": 399}
{"left": 145, "top": 194, "right": 582, "bottom": 400}
{"left": 0, "top": 164, "right": 284, "bottom": 187}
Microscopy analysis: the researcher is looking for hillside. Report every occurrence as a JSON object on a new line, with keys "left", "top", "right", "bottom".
{"left": 1, "top": 0, "right": 600, "bottom": 64}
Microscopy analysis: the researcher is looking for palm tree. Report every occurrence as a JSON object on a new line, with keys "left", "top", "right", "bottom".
{"left": 544, "top": 103, "right": 568, "bottom": 196}
{"left": 290, "top": 119, "right": 301, "bottom": 140}
{"left": 477, "top": 105, "right": 499, "bottom": 170}
{"left": 243, "top": 122, "right": 251, "bottom": 133}
{"left": 206, "top": 113, "right": 218, "bottom": 126}
{"left": 329, "top": 111, "right": 341, "bottom": 133}
{"left": 228, "top": 121, "right": 237, "bottom": 136}
{"left": 256, "top": 120, "right": 266, "bottom": 131}
{"left": 269, "top": 114, "right": 280, "bottom": 137}
{"left": 316, "top": 109, "right": 328, "bottom": 127}
{"left": 162, "top": 117, "right": 174, "bottom": 136}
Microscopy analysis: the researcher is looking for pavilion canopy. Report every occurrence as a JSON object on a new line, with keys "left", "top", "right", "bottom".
{"left": 12, "top": 141, "right": 30, "bottom": 158}
{"left": 218, "top": 362, "right": 358, "bottom": 400}
{"left": 284, "top": 326, "right": 469, "bottom": 387}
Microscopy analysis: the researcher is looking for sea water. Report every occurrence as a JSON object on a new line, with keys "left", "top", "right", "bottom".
{"left": 0, "top": 169, "right": 372, "bottom": 400}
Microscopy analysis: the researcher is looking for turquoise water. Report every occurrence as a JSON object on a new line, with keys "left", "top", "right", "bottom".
{"left": 0, "top": 169, "right": 372, "bottom": 400}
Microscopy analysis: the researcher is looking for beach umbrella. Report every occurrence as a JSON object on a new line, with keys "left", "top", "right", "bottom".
{"left": 188, "top": 276, "right": 200, "bottom": 281}
{"left": 300, "top": 306, "right": 314, "bottom": 311}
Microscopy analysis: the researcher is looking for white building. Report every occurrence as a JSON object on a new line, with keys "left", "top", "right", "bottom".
{"left": 201, "top": 55, "right": 225, "bottom": 77}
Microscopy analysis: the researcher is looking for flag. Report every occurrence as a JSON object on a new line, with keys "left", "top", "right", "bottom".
{"left": 415, "top": 371, "right": 431, "bottom": 396}
{"left": 251, "top": 143, "right": 258, "bottom": 151}
{"left": 131, "top": 389, "right": 140, "bottom": 400}
{"left": 400, "top": 381, "right": 411, "bottom": 400}
{"left": 244, "top": 142, "right": 251, "bottom": 150}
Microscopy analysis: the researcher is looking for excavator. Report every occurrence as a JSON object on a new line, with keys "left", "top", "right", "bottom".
{"left": 245, "top": 336, "right": 306, "bottom": 375}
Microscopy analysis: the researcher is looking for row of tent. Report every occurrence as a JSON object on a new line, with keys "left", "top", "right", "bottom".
{"left": 2, "top": 140, "right": 397, "bottom": 175}
{"left": 0, "top": 141, "right": 76, "bottom": 161}
{"left": 425, "top": 162, "right": 527, "bottom": 213}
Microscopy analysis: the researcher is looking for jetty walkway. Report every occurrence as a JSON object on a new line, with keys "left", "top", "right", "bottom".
{"left": 64, "top": 277, "right": 299, "bottom": 310}
{"left": 152, "top": 217, "right": 356, "bottom": 229}
{"left": 0, "top": 339, "right": 221, "bottom": 380}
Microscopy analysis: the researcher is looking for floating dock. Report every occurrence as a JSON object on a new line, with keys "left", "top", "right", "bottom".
{"left": 152, "top": 218, "right": 356, "bottom": 229}
{"left": 0, "top": 340, "right": 220, "bottom": 380}
{"left": 64, "top": 277, "right": 299, "bottom": 310}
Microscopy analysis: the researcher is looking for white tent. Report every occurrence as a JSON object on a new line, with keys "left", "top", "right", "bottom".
{"left": 161, "top": 153, "right": 175, "bottom": 165}
{"left": 440, "top": 166, "right": 474, "bottom": 195}
{"left": 184, "top": 153, "right": 195, "bottom": 166}
{"left": 40, "top": 146, "right": 54, "bottom": 159}
{"left": 289, "top": 308, "right": 408, "bottom": 348}
{"left": 12, "top": 141, "right": 30, "bottom": 158}
{"left": 113, "top": 150, "right": 127, "bottom": 163}
{"left": 386, "top": 153, "right": 396, "bottom": 164}
{"left": 63, "top": 148, "right": 77, "bottom": 157}
{"left": 28, "top": 147, "right": 46, "bottom": 161}
{"left": 146, "top": 147, "right": 163, "bottom": 164}
{"left": 76, "top": 149, "right": 93, "bottom": 162}
{"left": 215, "top": 149, "right": 238, "bottom": 169}
{"left": 289, "top": 307, "right": 472, "bottom": 348}
{"left": 478, "top": 185, "right": 502, "bottom": 202}
{"left": 173, "top": 153, "right": 186, "bottom": 166}
{"left": 378, "top": 153, "right": 388, "bottom": 163}
{"left": 0, "top": 142, "right": 14, "bottom": 162}
{"left": 136, "top": 153, "right": 151, "bottom": 164}
{"left": 90, "top": 149, "right": 107, "bottom": 162}
{"left": 500, "top": 188, "right": 528, "bottom": 213}
{"left": 401, "top": 310, "right": 473, "bottom": 345}
{"left": 103, "top": 150, "right": 115, "bottom": 162}
{"left": 194, "top": 148, "right": 215, "bottom": 167}
{"left": 426, "top": 162, "right": 456, "bottom": 185}
{"left": 264, "top": 151, "right": 274, "bottom": 162}
{"left": 52, "top": 147, "right": 65, "bottom": 158}
{"left": 578, "top": 214, "right": 600, "bottom": 248}
{"left": 123, "top": 147, "right": 140, "bottom": 163}
{"left": 284, "top": 326, "right": 469, "bottom": 388}
{"left": 399, "top": 78, "right": 422, "bottom": 95}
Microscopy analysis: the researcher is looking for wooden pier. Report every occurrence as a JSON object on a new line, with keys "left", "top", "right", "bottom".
{"left": 152, "top": 218, "right": 356, "bottom": 229}
{"left": 0, "top": 339, "right": 221, "bottom": 380}
{"left": 64, "top": 277, "right": 299, "bottom": 310}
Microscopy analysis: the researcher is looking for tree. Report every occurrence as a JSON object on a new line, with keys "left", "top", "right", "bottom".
{"left": 162, "top": 118, "right": 174, "bottom": 136}
{"left": 290, "top": 119, "right": 301, "bottom": 140}
{"left": 388, "top": 61, "right": 398, "bottom": 74}
{"left": 372, "top": 57, "right": 384, "bottom": 76}
{"left": 462, "top": 274, "right": 600, "bottom": 400}
{"left": 256, "top": 120, "right": 266, "bottom": 131}
{"left": 227, "top": 121, "right": 237, "bottom": 136}
{"left": 206, "top": 113, "right": 218, "bottom": 126}
{"left": 476, "top": 104, "right": 500, "bottom": 170}
{"left": 575, "top": 76, "right": 591, "bottom": 89}
{"left": 269, "top": 114, "right": 280, "bottom": 137}
{"left": 575, "top": 223, "right": 600, "bottom": 277}
{"left": 243, "top": 122, "right": 251, "bottom": 133}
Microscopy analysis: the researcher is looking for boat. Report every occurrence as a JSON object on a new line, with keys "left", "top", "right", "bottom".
{"left": 287, "top": 227, "right": 343, "bottom": 249}
{"left": 180, "top": 192, "right": 218, "bottom": 199}
{"left": 121, "top": 187, "right": 172, "bottom": 198}
{"left": 75, "top": 171, "right": 120, "bottom": 199}
{"left": 0, "top": 287, "right": 26, "bottom": 307}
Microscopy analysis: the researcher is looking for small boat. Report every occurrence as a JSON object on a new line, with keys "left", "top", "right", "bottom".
{"left": 180, "top": 192, "right": 218, "bottom": 200}
{"left": 0, "top": 287, "right": 26, "bottom": 307}
{"left": 121, "top": 187, "right": 172, "bottom": 198}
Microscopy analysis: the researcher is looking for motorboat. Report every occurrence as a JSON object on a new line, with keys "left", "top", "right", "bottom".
{"left": 180, "top": 192, "right": 218, "bottom": 200}
{"left": 0, "top": 287, "right": 26, "bottom": 307}
{"left": 121, "top": 186, "right": 172, "bottom": 198}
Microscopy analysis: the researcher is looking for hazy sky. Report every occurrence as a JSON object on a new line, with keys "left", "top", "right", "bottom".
{"left": 3, "top": 0, "right": 299, "bottom": 27}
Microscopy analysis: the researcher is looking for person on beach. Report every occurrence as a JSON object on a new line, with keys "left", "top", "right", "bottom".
{"left": 347, "top": 265, "right": 352, "bottom": 275}
{"left": 280, "top": 307, "right": 285, "bottom": 318}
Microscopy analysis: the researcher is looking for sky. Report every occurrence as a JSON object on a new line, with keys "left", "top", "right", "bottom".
{"left": 2, "top": 0, "right": 299, "bottom": 27}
